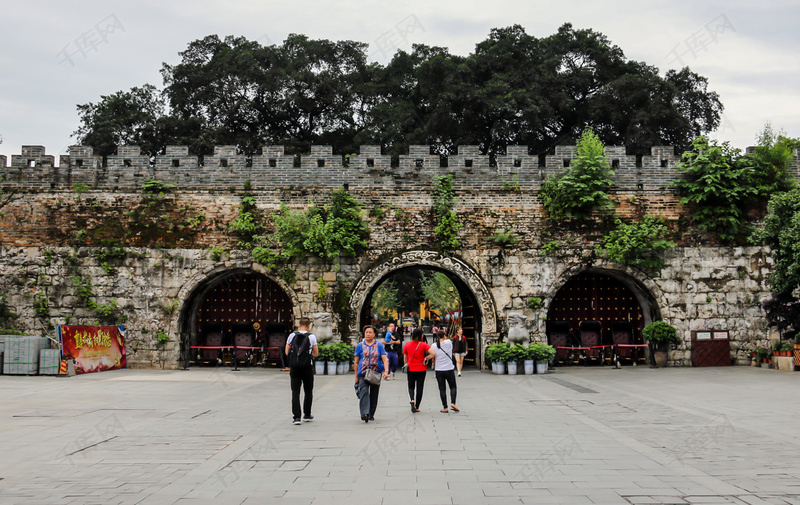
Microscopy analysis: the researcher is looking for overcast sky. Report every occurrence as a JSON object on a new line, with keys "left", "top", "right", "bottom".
{"left": 1, "top": 0, "right": 798, "bottom": 160}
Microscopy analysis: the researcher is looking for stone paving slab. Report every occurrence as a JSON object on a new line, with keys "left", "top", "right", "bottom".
{"left": 1, "top": 366, "right": 799, "bottom": 504}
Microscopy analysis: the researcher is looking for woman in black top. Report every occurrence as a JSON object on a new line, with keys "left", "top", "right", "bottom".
{"left": 452, "top": 327, "right": 468, "bottom": 376}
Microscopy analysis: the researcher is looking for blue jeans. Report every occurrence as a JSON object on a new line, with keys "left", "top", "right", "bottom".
{"left": 386, "top": 352, "right": 398, "bottom": 374}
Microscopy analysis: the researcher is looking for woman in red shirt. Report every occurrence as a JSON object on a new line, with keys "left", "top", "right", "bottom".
{"left": 403, "top": 328, "right": 436, "bottom": 412}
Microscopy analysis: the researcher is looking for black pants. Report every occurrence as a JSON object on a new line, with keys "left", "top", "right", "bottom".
{"left": 407, "top": 370, "right": 426, "bottom": 408}
{"left": 435, "top": 369, "right": 457, "bottom": 408}
{"left": 290, "top": 366, "right": 314, "bottom": 418}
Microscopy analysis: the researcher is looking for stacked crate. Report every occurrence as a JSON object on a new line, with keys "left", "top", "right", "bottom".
{"left": 39, "top": 349, "right": 61, "bottom": 375}
{"left": 1, "top": 336, "right": 51, "bottom": 375}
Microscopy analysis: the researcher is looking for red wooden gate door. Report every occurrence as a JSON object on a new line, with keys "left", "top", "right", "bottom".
{"left": 547, "top": 272, "right": 645, "bottom": 346}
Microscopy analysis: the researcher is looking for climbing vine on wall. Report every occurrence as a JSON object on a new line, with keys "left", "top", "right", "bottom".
{"left": 432, "top": 174, "right": 462, "bottom": 251}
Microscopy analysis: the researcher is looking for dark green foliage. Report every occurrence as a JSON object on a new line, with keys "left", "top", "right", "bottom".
{"left": 488, "top": 228, "right": 520, "bottom": 248}
{"left": 540, "top": 128, "right": 614, "bottom": 220}
{"left": 671, "top": 136, "right": 756, "bottom": 242}
{"left": 597, "top": 215, "right": 676, "bottom": 271}
{"left": 253, "top": 188, "right": 370, "bottom": 267}
{"left": 74, "top": 84, "right": 166, "bottom": 157}
{"left": 432, "top": 175, "right": 462, "bottom": 250}
{"left": 75, "top": 26, "right": 722, "bottom": 158}
{"left": 229, "top": 186, "right": 263, "bottom": 249}
{"left": 742, "top": 124, "right": 799, "bottom": 198}
{"left": 642, "top": 321, "right": 679, "bottom": 349}
{"left": 755, "top": 189, "right": 800, "bottom": 295}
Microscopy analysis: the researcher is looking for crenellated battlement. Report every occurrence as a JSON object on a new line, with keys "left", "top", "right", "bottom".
{"left": 2, "top": 144, "right": 799, "bottom": 192}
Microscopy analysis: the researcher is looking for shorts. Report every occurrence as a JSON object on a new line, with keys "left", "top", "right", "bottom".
{"left": 455, "top": 352, "right": 466, "bottom": 356}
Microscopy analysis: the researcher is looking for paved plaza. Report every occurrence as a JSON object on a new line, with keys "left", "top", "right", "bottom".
{"left": 1, "top": 365, "right": 799, "bottom": 505}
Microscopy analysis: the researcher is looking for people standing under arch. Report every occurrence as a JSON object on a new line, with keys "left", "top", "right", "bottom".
{"left": 354, "top": 325, "right": 390, "bottom": 423}
{"left": 403, "top": 328, "right": 436, "bottom": 413}
{"left": 453, "top": 326, "right": 468, "bottom": 377}
{"left": 434, "top": 330, "right": 459, "bottom": 413}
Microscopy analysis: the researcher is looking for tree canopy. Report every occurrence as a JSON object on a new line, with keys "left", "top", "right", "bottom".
{"left": 74, "top": 24, "right": 723, "bottom": 158}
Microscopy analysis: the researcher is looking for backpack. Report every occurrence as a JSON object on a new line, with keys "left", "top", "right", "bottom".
{"left": 288, "top": 331, "right": 313, "bottom": 369}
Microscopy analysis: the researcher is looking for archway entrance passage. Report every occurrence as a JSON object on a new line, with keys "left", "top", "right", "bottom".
{"left": 547, "top": 271, "right": 651, "bottom": 365}
{"left": 360, "top": 266, "right": 479, "bottom": 366}
{"left": 181, "top": 269, "right": 295, "bottom": 367}
{"left": 349, "top": 251, "right": 497, "bottom": 369}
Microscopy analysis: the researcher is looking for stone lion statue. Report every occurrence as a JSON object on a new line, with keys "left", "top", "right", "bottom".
{"left": 312, "top": 312, "right": 333, "bottom": 342}
{"left": 506, "top": 311, "right": 530, "bottom": 347}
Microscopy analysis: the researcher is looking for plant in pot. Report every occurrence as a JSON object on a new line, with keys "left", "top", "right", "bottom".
{"left": 772, "top": 340, "right": 783, "bottom": 358}
{"left": 323, "top": 343, "right": 338, "bottom": 375}
{"left": 335, "top": 342, "right": 354, "bottom": 374}
{"left": 314, "top": 343, "right": 328, "bottom": 374}
{"left": 530, "top": 342, "right": 556, "bottom": 374}
{"left": 315, "top": 343, "right": 330, "bottom": 374}
{"left": 489, "top": 343, "right": 510, "bottom": 374}
{"left": 642, "top": 321, "right": 679, "bottom": 367}
{"left": 755, "top": 347, "right": 771, "bottom": 368}
{"left": 523, "top": 345, "right": 536, "bottom": 374}
{"left": 485, "top": 344, "right": 500, "bottom": 374}
{"left": 506, "top": 344, "right": 527, "bottom": 375}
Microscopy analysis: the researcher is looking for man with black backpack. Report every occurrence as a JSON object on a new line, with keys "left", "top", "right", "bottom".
{"left": 285, "top": 317, "right": 319, "bottom": 425}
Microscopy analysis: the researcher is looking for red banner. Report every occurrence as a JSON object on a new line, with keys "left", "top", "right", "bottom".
{"left": 59, "top": 325, "right": 127, "bottom": 374}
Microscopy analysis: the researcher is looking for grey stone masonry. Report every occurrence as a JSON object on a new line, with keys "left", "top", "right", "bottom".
{"left": 4, "top": 144, "right": 798, "bottom": 191}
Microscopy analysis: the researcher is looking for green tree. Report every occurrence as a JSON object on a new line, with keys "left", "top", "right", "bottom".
{"left": 540, "top": 127, "right": 614, "bottom": 219}
{"left": 741, "top": 123, "right": 799, "bottom": 198}
{"left": 370, "top": 279, "right": 400, "bottom": 317}
{"left": 74, "top": 26, "right": 723, "bottom": 159}
{"left": 671, "top": 136, "right": 756, "bottom": 242}
{"left": 73, "top": 84, "right": 166, "bottom": 157}
{"left": 755, "top": 189, "right": 800, "bottom": 295}
{"left": 421, "top": 272, "right": 462, "bottom": 319}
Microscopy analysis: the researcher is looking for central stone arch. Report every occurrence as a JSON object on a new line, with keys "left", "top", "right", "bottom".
{"left": 349, "top": 251, "right": 498, "bottom": 366}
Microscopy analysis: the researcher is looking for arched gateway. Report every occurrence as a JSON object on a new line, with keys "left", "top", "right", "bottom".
{"left": 177, "top": 264, "right": 301, "bottom": 365}
{"left": 349, "top": 251, "right": 498, "bottom": 368}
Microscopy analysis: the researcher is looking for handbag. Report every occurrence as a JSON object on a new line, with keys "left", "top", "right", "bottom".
{"left": 364, "top": 367, "right": 382, "bottom": 385}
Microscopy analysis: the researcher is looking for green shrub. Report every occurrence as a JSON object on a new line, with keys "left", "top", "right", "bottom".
{"left": 597, "top": 215, "right": 676, "bottom": 271}
{"left": 642, "top": 321, "right": 679, "bottom": 349}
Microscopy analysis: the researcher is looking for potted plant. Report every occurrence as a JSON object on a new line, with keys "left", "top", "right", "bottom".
{"left": 315, "top": 343, "right": 330, "bottom": 374}
{"left": 755, "top": 347, "right": 771, "bottom": 368}
{"left": 485, "top": 344, "right": 500, "bottom": 374}
{"left": 523, "top": 345, "right": 536, "bottom": 375}
{"left": 772, "top": 340, "right": 783, "bottom": 358}
{"left": 506, "top": 344, "right": 527, "bottom": 375}
{"left": 314, "top": 343, "right": 327, "bottom": 375}
{"left": 487, "top": 343, "right": 509, "bottom": 374}
{"left": 335, "top": 342, "right": 354, "bottom": 374}
{"left": 530, "top": 342, "right": 556, "bottom": 374}
{"left": 642, "top": 321, "right": 679, "bottom": 367}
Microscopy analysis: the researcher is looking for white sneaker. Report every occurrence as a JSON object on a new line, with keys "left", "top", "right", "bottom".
{"left": 457, "top": 372, "right": 461, "bottom": 377}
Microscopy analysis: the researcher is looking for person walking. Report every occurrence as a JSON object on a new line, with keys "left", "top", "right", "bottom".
{"left": 383, "top": 322, "right": 400, "bottom": 379}
{"left": 434, "top": 330, "right": 459, "bottom": 413}
{"left": 354, "top": 325, "right": 390, "bottom": 423}
{"left": 403, "top": 328, "right": 436, "bottom": 413}
{"left": 285, "top": 317, "right": 319, "bottom": 425}
{"left": 453, "top": 326, "right": 468, "bottom": 377}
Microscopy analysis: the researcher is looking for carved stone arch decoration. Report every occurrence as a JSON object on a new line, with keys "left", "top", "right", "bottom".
{"left": 348, "top": 250, "right": 498, "bottom": 337}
